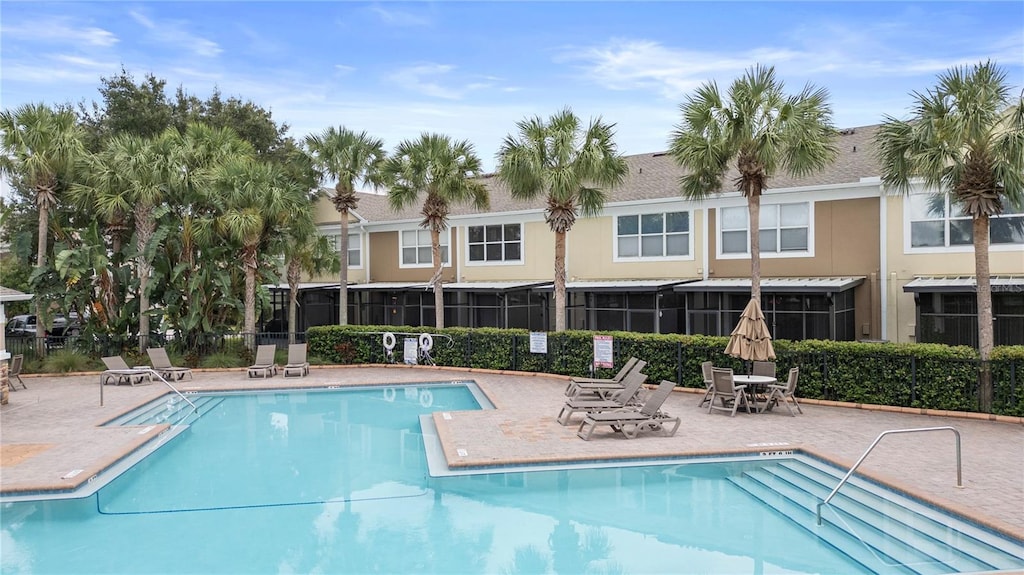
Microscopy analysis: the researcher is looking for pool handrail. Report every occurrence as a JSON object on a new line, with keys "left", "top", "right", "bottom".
{"left": 815, "top": 426, "right": 962, "bottom": 525}
{"left": 99, "top": 367, "right": 198, "bottom": 411}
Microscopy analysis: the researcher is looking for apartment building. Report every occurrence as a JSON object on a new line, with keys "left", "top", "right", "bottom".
{"left": 269, "top": 124, "right": 1023, "bottom": 347}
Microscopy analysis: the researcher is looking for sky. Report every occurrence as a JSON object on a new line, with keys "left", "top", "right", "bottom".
{"left": 2, "top": 0, "right": 1023, "bottom": 186}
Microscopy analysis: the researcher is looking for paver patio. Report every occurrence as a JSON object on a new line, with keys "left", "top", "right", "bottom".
{"left": 1, "top": 365, "right": 1021, "bottom": 540}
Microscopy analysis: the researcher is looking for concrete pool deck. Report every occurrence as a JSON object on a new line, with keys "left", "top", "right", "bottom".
{"left": 1, "top": 364, "right": 1021, "bottom": 540}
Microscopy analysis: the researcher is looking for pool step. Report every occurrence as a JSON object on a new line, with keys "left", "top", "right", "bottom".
{"left": 728, "top": 458, "right": 1024, "bottom": 574}
{"left": 106, "top": 395, "right": 224, "bottom": 427}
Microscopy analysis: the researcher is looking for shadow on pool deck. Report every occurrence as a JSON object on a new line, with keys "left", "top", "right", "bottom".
{"left": 1, "top": 364, "right": 1021, "bottom": 540}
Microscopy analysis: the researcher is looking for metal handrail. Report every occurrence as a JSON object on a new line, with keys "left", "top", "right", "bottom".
{"left": 100, "top": 367, "right": 197, "bottom": 410}
{"left": 815, "top": 426, "right": 961, "bottom": 525}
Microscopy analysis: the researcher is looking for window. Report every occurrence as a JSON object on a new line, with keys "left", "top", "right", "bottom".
{"left": 400, "top": 229, "right": 449, "bottom": 267}
{"left": 468, "top": 224, "right": 521, "bottom": 263}
{"left": 720, "top": 203, "right": 810, "bottom": 255}
{"left": 908, "top": 194, "right": 1024, "bottom": 248}
{"left": 616, "top": 212, "right": 690, "bottom": 259}
{"left": 324, "top": 233, "right": 361, "bottom": 267}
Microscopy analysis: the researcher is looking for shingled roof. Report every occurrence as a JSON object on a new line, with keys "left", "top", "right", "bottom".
{"left": 343, "top": 124, "right": 881, "bottom": 224}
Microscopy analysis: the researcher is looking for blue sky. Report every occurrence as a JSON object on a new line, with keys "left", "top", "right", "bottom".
{"left": 2, "top": 1, "right": 1022, "bottom": 178}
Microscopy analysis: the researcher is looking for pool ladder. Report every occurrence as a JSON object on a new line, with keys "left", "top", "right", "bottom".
{"left": 815, "top": 426, "right": 962, "bottom": 525}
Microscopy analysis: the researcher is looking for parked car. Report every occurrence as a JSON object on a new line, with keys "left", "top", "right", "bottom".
{"left": 5, "top": 313, "right": 81, "bottom": 347}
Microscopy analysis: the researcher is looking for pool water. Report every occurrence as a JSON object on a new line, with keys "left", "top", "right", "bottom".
{"left": 1, "top": 385, "right": 1020, "bottom": 574}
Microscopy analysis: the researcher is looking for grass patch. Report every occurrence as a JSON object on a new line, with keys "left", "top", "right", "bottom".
{"left": 43, "top": 351, "right": 102, "bottom": 373}
{"left": 199, "top": 352, "right": 246, "bottom": 369}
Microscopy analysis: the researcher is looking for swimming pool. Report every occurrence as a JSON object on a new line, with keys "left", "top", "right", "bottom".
{"left": 2, "top": 384, "right": 1021, "bottom": 574}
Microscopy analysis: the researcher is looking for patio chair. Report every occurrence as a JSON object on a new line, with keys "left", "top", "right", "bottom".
{"left": 752, "top": 361, "right": 776, "bottom": 378}
{"left": 101, "top": 356, "right": 152, "bottom": 386}
{"left": 247, "top": 344, "right": 278, "bottom": 378}
{"left": 765, "top": 367, "right": 803, "bottom": 416}
{"left": 697, "top": 360, "right": 714, "bottom": 408}
{"left": 576, "top": 379, "right": 680, "bottom": 440}
{"left": 9, "top": 354, "right": 26, "bottom": 390}
{"left": 556, "top": 369, "right": 649, "bottom": 425}
{"left": 283, "top": 343, "right": 310, "bottom": 378}
{"left": 565, "top": 359, "right": 647, "bottom": 399}
{"left": 569, "top": 357, "right": 639, "bottom": 385}
{"left": 147, "top": 347, "right": 193, "bottom": 381}
{"left": 707, "top": 368, "right": 751, "bottom": 417}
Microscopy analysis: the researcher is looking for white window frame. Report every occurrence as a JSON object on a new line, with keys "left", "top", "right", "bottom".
{"left": 399, "top": 228, "right": 451, "bottom": 268}
{"left": 904, "top": 193, "right": 1024, "bottom": 253}
{"left": 613, "top": 211, "right": 693, "bottom": 261}
{"left": 465, "top": 223, "right": 524, "bottom": 266}
{"left": 717, "top": 202, "right": 814, "bottom": 259}
{"left": 321, "top": 232, "right": 363, "bottom": 269}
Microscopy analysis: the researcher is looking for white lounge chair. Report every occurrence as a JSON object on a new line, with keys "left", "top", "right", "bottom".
{"left": 9, "top": 354, "right": 26, "bottom": 390}
{"left": 147, "top": 347, "right": 193, "bottom": 381}
{"left": 101, "top": 356, "right": 151, "bottom": 386}
{"left": 248, "top": 344, "right": 278, "bottom": 378}
{"left": 576, "top": 379, "right": 680, "bottom": 440}
{"left": 283, "top": 343, "right": 309, "bottom": 377}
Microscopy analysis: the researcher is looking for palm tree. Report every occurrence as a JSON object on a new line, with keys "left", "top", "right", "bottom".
{"left": 282, "top": 211, "right": 340, "bottom": 343}
{"left": 209, "top": 157, "right": 308, "bottom": 347}
{"left": 497, "top": 108, "right": 628, "bottom": 332}
{"left": 304, "top": 127, "right": 386, "bottom": 325}
{"left": 0, "top": 103, "right": 84, "bottom": 353}
{"left": 72, "top": 130, "right": 183, "bottom": 349}
{"left": 875, "top": 61, "right": 1024, "bottom": 412}
{"left": 382, "top": 133, "right": 489, "bottom": 328}
{"left": 668, "top": 65, "right": 837, "bottom": 301}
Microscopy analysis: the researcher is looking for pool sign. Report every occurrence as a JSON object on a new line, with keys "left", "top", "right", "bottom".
{"left": 403, "top": 337, "right": 419, "bottom": 364}
{"left": 593, "top": 335, "right": 613, "bottom": 368}
{"left": 529, "top": 331, "right": 548, "bottom": 354}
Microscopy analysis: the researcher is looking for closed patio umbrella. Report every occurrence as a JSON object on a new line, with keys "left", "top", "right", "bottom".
{"left": 725, "top": 297, "right": 776, "bottom": 363}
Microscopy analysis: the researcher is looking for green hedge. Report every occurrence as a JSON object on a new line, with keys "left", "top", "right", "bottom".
{"left": 307, "top": 325, "right": 1023, "bottom": 416}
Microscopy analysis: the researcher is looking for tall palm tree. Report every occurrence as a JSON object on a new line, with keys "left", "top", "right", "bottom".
{"left": 382, "top": 133, "right": 489, "bottom": 328}
{"left": 875, "top": 61, "right": 1024, "bottom": 412}
{"left": 668, "top": 65, "right": 837, "bottom": 301}
{"left": 304, "top": 127, "right": 386, "bottom": 325}
{"left": 0, "top": 103, "right": 84, "bottom": 353}
{"left": 209, "top": 157, "right": 307, "bottom": 346}
{"left": 497, "top": 108, "right": 628, "bottom": 332}
{"left": 73, "top": 130, "right": 184, "bottom": 349}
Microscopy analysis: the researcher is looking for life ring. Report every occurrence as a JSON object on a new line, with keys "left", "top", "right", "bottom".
{"left": 383, "top": 332, "right": 396, "bottom": 350}
{"left": 419, "top": 333, "right": 433, "bottom": 351}
{"left": 419, "top": 389, "right": 433, "bottom": 408}
{"left": 382, "top": 387, "right": 396, "bottom": 402}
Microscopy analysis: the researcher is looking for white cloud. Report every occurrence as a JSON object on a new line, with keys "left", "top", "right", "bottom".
{"left": 366, "top": 4, "right": 431, "bottom": 27}
{"left": 386, "top": 64, "right": 463, "bottom": 100}
{"left": 128, "top": 9, "right": 222, "bottom": 58}
{"left": 0, "top": 18, "right": 118, "bottom": 47}
{"left": 334, "top": 65, "right": 356, "bottom": 75}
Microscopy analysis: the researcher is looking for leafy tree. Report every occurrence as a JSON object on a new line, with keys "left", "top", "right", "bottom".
{"left": 497, "top": 108, "right": 628, "bottom": 331}
{"left": 383, "top": 133, "right": 489, "bottom": 328}
{"left": 668, "top": 64, "right": 837, "bottom": 301}
{"left": 172, "top": 87, "right": 289, "bottom": 158}
{"left": 305, "top": 127, "right": 386, "bottom": 325}
{"left": 281, "top": 213, "right": 340, "bottom": 342}
{"left": 875, "top": 61, "right": 1024, "bottom": 412}
{"left": 78, "top": 68, "right": 174, "bottom": 149}
{"left": 0, "top": 103, "right": 85, "bottom": 353}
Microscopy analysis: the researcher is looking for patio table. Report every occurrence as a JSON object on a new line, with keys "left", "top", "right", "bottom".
{"left": 733, "top": 374, "right": 776, "bottom": 413}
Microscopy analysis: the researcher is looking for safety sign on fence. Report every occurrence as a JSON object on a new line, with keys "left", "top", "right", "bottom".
{"left": 593, "top": 335, "right": 613, "bottom": 368}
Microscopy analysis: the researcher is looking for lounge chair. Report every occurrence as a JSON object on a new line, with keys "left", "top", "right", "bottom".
{"left": 576, "top": 379, "right": 681, "bottom": 440}
{"left": 283, "top": 343, "right": 309, "bottom": 377}
{"left": 147, "top": 347, "right": 193, "bottom": 381}
{"left": 697, "top": 360, "right": 714, "bottom": 408}
{"left": 565, "top": 359, "right": 647, "bottom": 399}
{"left": 569, "top": 357, "right": 639, "bottom": 385}
{"left": 101, "top": 356, "right": 152, "bottom": 386}
{"left": 765, "top": 367, "right": 803, "bottom": 416}
{"left": 9, "top": 354, "right": 26, "bottom": 390}
{"left": 247, "top": 344, "right": 278, "bottom": 378}
{"left": 556, "top": 369, "right": 649, "bottom": 425}
{"left": 707, "top": 368, "right": 751, "bottom": 417}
